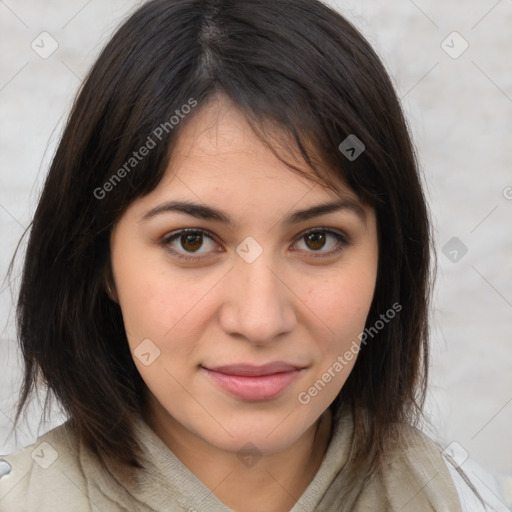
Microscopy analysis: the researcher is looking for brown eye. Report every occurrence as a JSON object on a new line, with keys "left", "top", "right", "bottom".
{"left": 304, "top": 232, "right": 327, "bottom": 251}
{"left": 294, "top": 229, "right": 349, "bottom": 257}
{"left": 162, "top": 229, "right": 220, "bottom": 260}
{"left": 180, "top": 233, "right": 204, "bottom": 252}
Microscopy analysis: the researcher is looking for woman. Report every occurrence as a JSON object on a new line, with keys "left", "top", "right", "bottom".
{"left": 0, "top": 0, "right": 507, "bottom": 510}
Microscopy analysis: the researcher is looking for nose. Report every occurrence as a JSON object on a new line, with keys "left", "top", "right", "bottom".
{"left": 218, "top": 253, "right": 297, "bottom": 345}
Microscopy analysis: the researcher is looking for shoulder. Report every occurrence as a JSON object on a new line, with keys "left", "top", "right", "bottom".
{"left": 400, "top": 425, "right": 510, "bottom": 512}
{"left": 0, "top": 421, "right": 91, "bottom": 512}
{"left": 378, "top": 424, "right": 463, "bottom": 510}
{"left": 443, "top": 453, "right": 511, "bottom": 512}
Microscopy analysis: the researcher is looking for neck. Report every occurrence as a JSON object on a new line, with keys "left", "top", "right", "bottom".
{"left": 146, "top": 404, "right": 333, "bottom": 512}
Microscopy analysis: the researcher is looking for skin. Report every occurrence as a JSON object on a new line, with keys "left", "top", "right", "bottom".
{"left": 110, "top": 94, "right": 379, "bottom": 512}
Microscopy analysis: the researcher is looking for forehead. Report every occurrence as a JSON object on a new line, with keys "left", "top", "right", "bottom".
{"left": 170, "top": 96, "right": 308, "bottom": 178}
{"left": 129, "top": 95, "right": 373, "bottom": 230}
{"left": 158, "top": 96, "right": 354, "bottom": 199}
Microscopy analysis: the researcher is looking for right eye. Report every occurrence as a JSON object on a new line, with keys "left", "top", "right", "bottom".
{"left": 161, "top": 228, "right": 223, "bottom": 260}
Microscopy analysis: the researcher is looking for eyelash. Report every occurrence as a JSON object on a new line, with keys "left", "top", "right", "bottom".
{"left": 161, "top": 227, "right": 349, "bottom": 261}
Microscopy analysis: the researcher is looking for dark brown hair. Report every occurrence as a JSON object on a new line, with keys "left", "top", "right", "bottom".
{"left": 10, "top": 0, "right": 433, "bottom": 491}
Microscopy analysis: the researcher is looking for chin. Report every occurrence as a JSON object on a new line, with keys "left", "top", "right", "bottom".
{"left": 196, "top": 409, "right": 319, "bottom": 455}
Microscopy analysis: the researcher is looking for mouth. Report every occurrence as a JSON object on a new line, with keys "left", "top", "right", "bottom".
{"left": 201, "top": 362, "right": 305, "bottom": 401}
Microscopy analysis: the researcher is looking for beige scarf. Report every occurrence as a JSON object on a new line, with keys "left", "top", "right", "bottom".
{"left": 88, "top": 409, "right": 462, "bottom": 511}
{"left": 0, "top": 408, "right": 463, "bottom": 511}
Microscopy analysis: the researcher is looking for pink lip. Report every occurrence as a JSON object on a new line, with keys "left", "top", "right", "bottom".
{"left": 202, "top": 362, "right": 304, "bottom": 401}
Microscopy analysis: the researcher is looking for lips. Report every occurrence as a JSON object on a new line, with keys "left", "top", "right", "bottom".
{"left": 207, "top": 362, "right": 302, "bottom": 376}
{"left": 202, "top": 362, "right": 304, "bottom": 401}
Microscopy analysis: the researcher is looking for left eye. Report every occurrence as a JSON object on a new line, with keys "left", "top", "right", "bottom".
{"left": 293, "top": 229, "right": 348, "bottom": 256}
{"left": 161, "top": 228, "right": 348, "bottom": 260}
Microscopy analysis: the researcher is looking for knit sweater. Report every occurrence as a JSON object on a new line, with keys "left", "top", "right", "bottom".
{"left": 0, "top": 409, "right": 499, "bottom": 511}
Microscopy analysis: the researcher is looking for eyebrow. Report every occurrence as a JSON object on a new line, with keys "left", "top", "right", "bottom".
{"left": 140, "top": 197, "right": 367, "bottom": 226}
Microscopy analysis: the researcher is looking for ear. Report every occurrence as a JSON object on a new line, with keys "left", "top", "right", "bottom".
{"left": 104, "top": 262, "right": 119, "bottom": 303}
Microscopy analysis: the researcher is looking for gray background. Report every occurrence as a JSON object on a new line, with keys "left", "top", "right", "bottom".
{"left": 1, "top": 0, "right": 511, "bottom": 483}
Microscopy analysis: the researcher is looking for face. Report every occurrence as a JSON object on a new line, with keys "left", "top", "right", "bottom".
{"left": 110, "top": 95, "right": 379, "bottom": 456}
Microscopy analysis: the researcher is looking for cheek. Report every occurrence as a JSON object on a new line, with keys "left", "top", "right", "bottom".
{"left": 114, "top": 268, "right": 212, "bottom": 396}
{"left": 295, "top": 271, "right": 375, "bottom": 414}
{"left": 306, "top": 266, "right": 377, "bottom": 346}
{"left": 112, "top": 238, "right": 214, "bottom": 343}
